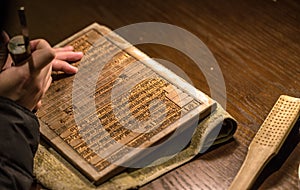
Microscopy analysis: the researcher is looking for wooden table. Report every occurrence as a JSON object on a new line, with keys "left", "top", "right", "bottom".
{"left": 6, "top": 0, "right": 300, "bottom": 189}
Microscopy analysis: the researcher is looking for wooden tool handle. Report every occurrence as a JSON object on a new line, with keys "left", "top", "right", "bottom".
{"left": 228, "top": 146, "right": 273, "bottom": 190}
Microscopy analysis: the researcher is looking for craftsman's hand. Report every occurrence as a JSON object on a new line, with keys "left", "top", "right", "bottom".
{"left": 0, "top": 33, "right": 83, "bottom": 111}
{"left": 52, "top": 45, "right": 83, "bottom": 74}
{"left": 0, "top": 39, "right": 54, "bottom": 111}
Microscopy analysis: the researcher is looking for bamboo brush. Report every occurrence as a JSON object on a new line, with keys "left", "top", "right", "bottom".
{"left": 229, "top": 95, "right": 300, "bottom": 190}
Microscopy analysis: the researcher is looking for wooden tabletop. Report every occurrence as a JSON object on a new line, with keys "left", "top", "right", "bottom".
{"left": 6, "top": 0, "right": 300, "bottom": 189}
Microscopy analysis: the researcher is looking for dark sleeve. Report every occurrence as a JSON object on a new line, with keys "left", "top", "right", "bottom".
{"left": 0, "top": 97, "right": 40, "bottom": 190}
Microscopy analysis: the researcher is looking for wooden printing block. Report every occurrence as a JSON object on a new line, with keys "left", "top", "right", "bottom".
{"left": 37, "top": 23, "right": 216, "bottom": 185}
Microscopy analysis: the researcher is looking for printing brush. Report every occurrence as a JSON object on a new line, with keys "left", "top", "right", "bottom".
{"left": 229, "top": 95, "right": 300, "bottom": 190}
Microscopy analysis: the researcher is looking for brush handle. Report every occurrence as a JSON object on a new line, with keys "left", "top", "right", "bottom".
{"left": 229, "top": 95, "right": 300, "bottom": 190}
{"left": 228, "top": 146, "right": 274, "bottom": 190}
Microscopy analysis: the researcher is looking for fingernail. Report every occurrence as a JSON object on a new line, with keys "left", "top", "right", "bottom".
{"left": 71, "top": 65, "right": 78, "bottom": 73}
{"left": 75, "top": 52, "right": 84, "bottom": 56}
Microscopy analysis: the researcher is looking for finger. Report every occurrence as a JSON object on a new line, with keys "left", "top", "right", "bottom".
{"left": 33, "top": 71, "right": 52, "bottom": 111}
{"left": 0, "top": 31, "right": 9, "bottom": 70}
{"left": 30, "top": 39, "right": 52, "bottom": 52}
{"left": 52, "top": 59, "right": 78, "bottom": 74}
{"left": 45, "top": 65, "right": 52, "bottom": 87}
{"left": 54, "top": 45, "right": 74, "bottom": 52}
{"left": 44, "top": 75, "right": 52, "bottom": 93}
{"left": 41, "top": 63, "right": 52, "bottom": 85}
{"left": 30, "top": 46, "right": 55, "bottom": 72}
{"left": 35, "top": 62, "right": 52, "bottom": 93}
{"left": 55, "top": 51, "right": 83, "bottom": 62}
{"left": 35, "top": 100, "right": 42, "bottom": 111}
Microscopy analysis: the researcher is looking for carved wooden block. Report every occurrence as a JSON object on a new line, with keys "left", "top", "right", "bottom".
{"left": 37, "top": 23, "right": 215, "bottom": 185}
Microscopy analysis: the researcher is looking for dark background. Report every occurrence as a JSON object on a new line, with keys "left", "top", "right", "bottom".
{"left": 4, "top": 0, "right": 300, "bottom": 189}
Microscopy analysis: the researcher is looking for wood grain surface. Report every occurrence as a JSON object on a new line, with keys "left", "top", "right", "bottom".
{"left": 5, "top": 0, "right": 300, "bottom": 189}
